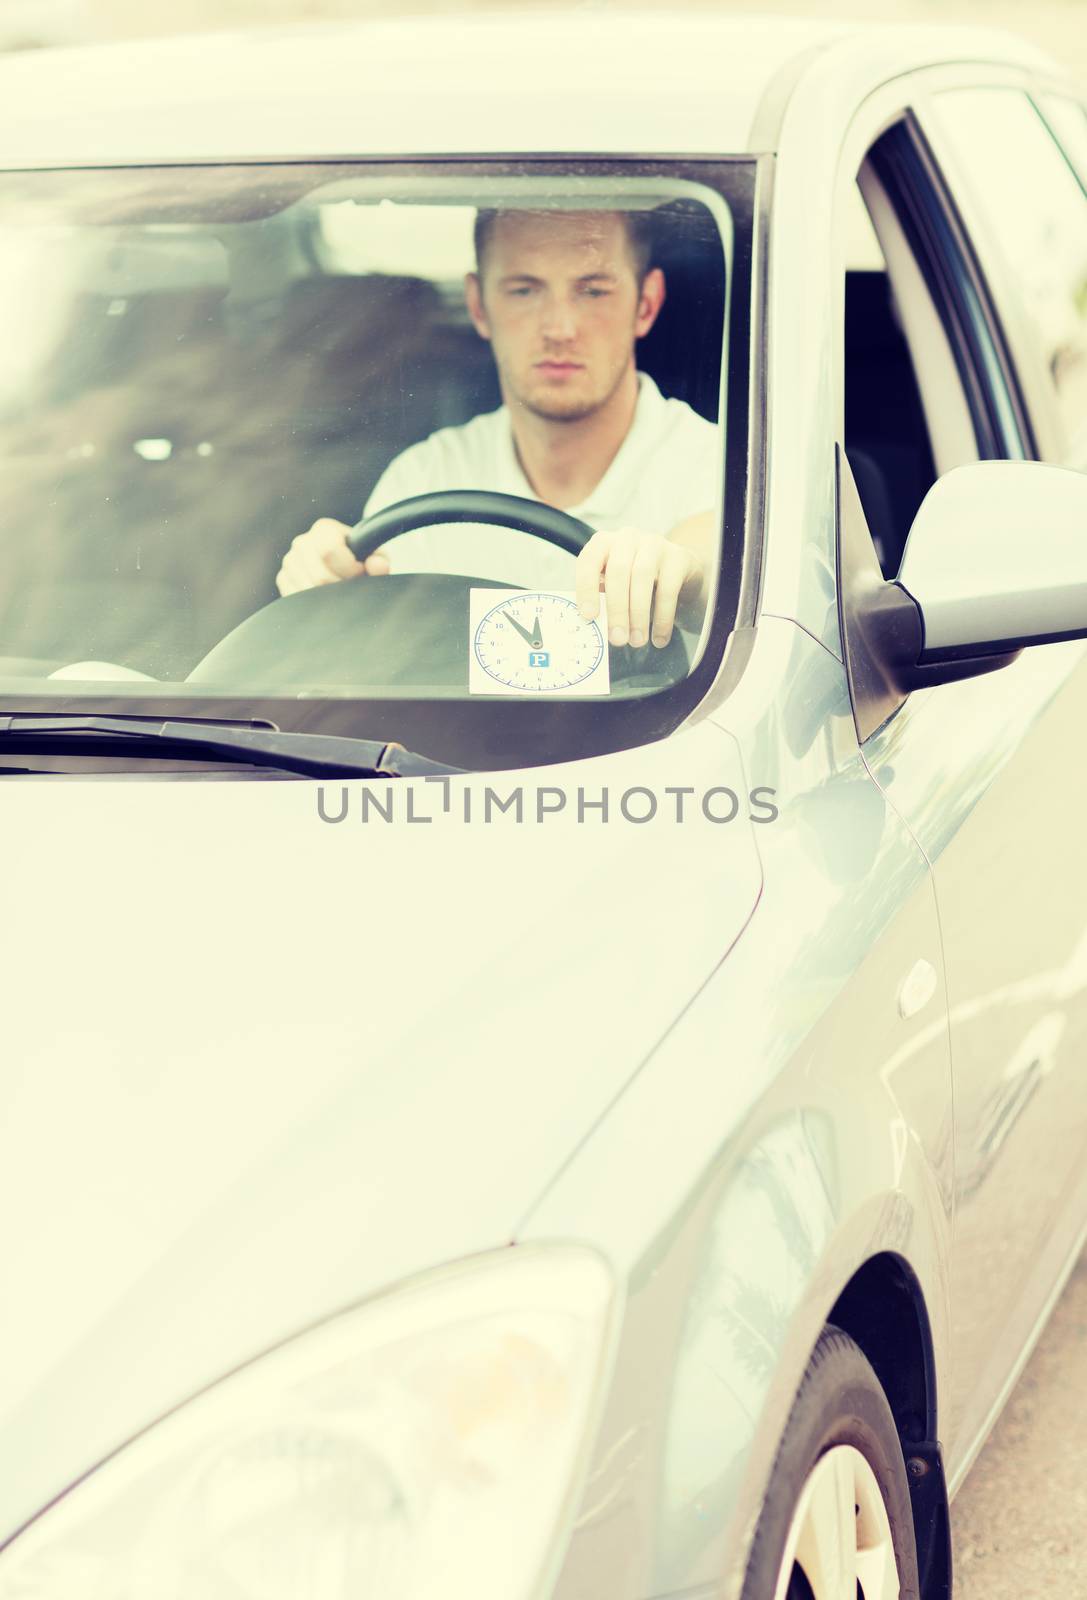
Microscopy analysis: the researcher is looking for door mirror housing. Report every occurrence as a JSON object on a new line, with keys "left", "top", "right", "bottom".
{"left": 898, "top": 461, "right": 1087, "bottom": 660}
{"left": 837, "top": 454, "right": 1087, "bottom": 743}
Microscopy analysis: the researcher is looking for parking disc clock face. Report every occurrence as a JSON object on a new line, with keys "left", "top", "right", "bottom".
{"left": 469, "top": 590, "right": 610, "bottom": 696}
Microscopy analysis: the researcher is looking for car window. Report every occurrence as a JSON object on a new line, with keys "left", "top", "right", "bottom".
{"left": 842, "top": 119, "right": 1026, "bottom": 582}
{"left": 931, "top": 89, "right": 1087, "bottom": 467}
{"left": 0, "top": 162, "right": 750, "bottom": 769}
{"left": 842, "top": 218, "right": 936, "bottom": 580}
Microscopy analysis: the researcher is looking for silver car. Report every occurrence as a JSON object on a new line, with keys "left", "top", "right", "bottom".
{"left": 2, "top": 14, "right": 1087, "bottom": 1600}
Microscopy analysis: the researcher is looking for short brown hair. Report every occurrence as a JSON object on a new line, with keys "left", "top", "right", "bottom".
{"left": 473, "top": 207, "right": 656, "bottom": 284}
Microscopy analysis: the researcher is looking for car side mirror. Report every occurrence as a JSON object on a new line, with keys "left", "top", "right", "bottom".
{"left": 897, "top": 460, "right": 1087, "bottom": 661}
{"left": 837, "top": 454, "right": 1087, "bottom": 742}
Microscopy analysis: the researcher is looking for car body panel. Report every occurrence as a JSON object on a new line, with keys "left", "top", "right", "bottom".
{"left": 0, "top": 18, "right": 835, "bottom": 166}
{"left": 862, "top": 640, "right": 1087, "bottom": 1465}
{"left": 0, "top": 723, "right": 761, "bottom": 1544}
{"left": 0, "top": 16, "right": 1054, "bottom": 168}
{"left": 523, "top": 617, "right": 952, "bottom": 1596}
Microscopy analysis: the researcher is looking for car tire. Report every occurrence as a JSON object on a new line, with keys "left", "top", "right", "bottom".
{"left": 740, "top": 1324, "right": 922, "bottom": 1600}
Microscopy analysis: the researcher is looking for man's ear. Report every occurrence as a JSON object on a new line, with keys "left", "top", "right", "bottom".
{"left": 634, "top": 266, "right": 666, "bottom": 339}
{"left": 464, "top": 272, "right": 491, "bottom": 340}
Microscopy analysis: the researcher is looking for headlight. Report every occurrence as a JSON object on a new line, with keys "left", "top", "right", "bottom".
{"left": 1, "top": 1246, "right": 617, "bottom": 1600}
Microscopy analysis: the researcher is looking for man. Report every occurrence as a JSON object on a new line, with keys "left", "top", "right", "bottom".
{"left": 275, "top": 206, "right": 720, "bottom": 649}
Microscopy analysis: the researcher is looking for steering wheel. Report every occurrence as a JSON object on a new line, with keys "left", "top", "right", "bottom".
{"left": 347, "top": 490, "right": 596, "bottom": 562}
{"left": 188, "top": 489, "right": 690, "bottom": 691}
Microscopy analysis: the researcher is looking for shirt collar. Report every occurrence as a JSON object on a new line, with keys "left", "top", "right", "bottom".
{"left": 499, "top": 370, "right": 663, "bottom": 522}
{"left": 577, "top": 371, "right": 666, "bottom": 520}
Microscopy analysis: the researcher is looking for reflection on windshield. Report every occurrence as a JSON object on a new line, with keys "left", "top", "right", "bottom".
{"left": 0, "top": 164, "right": 736, "bottom": 748}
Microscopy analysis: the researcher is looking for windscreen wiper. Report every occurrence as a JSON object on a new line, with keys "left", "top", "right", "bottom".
{"left": 0, "top": 715, "right": 461, "bottom": 778}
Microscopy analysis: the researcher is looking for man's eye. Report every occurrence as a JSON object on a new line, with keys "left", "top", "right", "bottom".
{"left": 581, "top": 287, "right": 610, "bottom": 299}
{"left": 507, "top": 286, "right": 534, "bottom": 297}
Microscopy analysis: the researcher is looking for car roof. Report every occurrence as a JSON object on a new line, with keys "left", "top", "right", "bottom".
{"left": 0, "top": 11, "right": 1062, "bottom": 167}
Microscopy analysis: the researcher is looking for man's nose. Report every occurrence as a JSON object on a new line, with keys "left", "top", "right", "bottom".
{"left": 539, "top": 295, "right": 578, "bottom": 342}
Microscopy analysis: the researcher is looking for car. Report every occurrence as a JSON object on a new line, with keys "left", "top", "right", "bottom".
{"left": 2, "top": 11, "right": 1087, "bottom": 1599}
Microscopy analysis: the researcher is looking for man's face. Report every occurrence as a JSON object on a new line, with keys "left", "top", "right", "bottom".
{"left": 464, "top": 210, "right": 665, "bottom": 423}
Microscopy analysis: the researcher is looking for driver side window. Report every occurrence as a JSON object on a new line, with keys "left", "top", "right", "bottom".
{"left": 843, "top": 185, "right": 938, "bottom": 579}
{"left": 842, "top": 118, "right": 1026, "bottom": 580}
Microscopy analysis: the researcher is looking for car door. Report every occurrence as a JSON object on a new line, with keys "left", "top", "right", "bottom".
{"left": 838, "top": 88, "right": 1087, "bottom": 1479}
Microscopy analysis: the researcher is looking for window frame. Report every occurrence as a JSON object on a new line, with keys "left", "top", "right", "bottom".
{"left": 864, "top": 114, "right": 1033, "bottom": 465}
{"left": 916, "top": 83, "right": 1087, "bottom": 466}
{"left": 835, "top": 91, "right": 1036, "bottom": 744}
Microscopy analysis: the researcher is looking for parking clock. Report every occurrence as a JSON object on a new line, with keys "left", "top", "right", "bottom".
{"left": 468, "top": 589, "right": 610, "bottom": 695}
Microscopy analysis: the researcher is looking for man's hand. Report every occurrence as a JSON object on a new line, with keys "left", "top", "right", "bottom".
{"left": 575, "top": 525, "right": 707, "bottom": 648}
{"left": 275, "top": 518, "right": 392, "bottom": 597}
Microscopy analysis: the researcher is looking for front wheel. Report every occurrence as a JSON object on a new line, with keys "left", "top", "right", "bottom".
{"left": 741, "top": 1326, "right": 921, "bottom": 1600}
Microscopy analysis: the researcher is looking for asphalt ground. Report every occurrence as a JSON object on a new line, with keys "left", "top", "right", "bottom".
{"left": 950, "top": 1249, "right": 1087, "bottom": 1597}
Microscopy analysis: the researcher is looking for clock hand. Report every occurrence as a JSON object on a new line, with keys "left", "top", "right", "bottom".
{"left": 530, "top": 610, "right": 543, "bottom": 650}
{"left": 501, "top": 609, "right": 537, "bottom": 647}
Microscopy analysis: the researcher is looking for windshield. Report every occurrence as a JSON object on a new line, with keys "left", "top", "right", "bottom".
{"left": 0, "top": 160, "right": 754, "bottom": 769}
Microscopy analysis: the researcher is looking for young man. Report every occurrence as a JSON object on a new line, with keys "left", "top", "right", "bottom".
{"left": 275, "top": 207, "right": 720, "bottom": 649}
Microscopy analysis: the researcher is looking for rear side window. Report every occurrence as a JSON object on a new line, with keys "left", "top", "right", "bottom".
{"left": 932, "top": 89, "right": 1087, "bottom": 467}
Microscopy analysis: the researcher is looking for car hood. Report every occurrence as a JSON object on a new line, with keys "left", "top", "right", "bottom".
{"left": 0, "top": 722, "right": 761, "bottom": 1542}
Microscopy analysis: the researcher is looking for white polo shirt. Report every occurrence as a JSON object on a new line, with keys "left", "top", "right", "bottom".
{"left": 360, "top": 372, "right": 721, "bottom": 589}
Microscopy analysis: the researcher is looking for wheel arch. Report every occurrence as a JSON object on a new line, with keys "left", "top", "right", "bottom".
{"left": 827, "top": 1249, "right": 937, "bottom": 1447}
{"left": 827, "top": 1252, "right": 951, "bottom": 1600}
